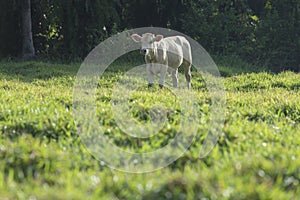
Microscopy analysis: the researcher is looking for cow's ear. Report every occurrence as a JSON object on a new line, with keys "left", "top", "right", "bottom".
{"left": 131, "top": 34, "right": 142, "bottom": 42}
{"left": 154, "top": 35, "right": 163, "bottom": 42}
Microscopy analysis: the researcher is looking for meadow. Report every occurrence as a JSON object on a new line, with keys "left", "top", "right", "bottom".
{"left": 0, "top": 59, "right": 299, "bottom": 199}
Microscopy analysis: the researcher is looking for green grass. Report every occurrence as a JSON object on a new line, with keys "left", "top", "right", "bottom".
{"left": 0, "top": 60, "right": 299, "bottom": 199}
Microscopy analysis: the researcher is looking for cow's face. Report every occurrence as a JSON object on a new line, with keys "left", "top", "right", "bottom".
{"left": 131, "top": 33, "right": 163, "bottom": 56}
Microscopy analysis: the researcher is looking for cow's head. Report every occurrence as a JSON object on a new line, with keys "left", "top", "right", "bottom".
{"left": 131, "top": 33, "right": 164, "bottom": 56}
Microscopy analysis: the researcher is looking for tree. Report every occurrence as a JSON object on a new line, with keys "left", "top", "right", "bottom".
{"left": 0, "top": 1, "right": 22, "bottom": 58}
{"left": 21, "top": 0, "right": 35, "bottom": 59}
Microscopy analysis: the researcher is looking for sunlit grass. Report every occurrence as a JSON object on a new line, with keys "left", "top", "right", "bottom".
{"left": 0, "top": 60, "right": 299, "bottom": 199}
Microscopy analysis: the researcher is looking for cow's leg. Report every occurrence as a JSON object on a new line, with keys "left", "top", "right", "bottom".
{"left": 159, "top": 64, "right": 168, "bottom": 88}
{"left": 183, "top": 60, "right": 192, "bottom": 89}
{"left": 171, "top": 68, "right": 178, "bottom": 87}
{"left": 146, "top": 64, "right": 154, "bottom": 87}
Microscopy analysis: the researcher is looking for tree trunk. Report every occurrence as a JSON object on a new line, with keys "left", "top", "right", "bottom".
{"left": 21, "top": 0, "right": 35, "bottom": 59}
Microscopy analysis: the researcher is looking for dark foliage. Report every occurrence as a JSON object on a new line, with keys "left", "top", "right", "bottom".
{"left": 0, "top": 0, "right": 299, "bottom": 71}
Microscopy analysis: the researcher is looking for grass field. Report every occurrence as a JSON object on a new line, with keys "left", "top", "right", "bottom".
{"left": 0, "top": 59, "right": 299, "bottom": 199}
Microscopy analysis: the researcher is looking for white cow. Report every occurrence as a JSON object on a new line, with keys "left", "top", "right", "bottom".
{"left": 131, "top": 33, "right": 192, "bottom": 89}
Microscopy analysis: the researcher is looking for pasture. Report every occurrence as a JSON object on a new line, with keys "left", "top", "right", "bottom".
{"left": 0, "top": 60, "right": 299, "bottom": 199}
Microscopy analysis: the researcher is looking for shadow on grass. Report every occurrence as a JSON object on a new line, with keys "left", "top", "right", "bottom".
{"left": 0, "top": 61, "right": 80, "bottom": 82}
{"left": 0, "top": 54, "right": 266, "bottom": 84}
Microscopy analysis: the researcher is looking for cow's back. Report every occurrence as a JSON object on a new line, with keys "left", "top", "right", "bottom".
{"left": 157, "top": 36, "right": 192, "bottom": 67}
{"left": 173, "top": 36, "right": 192, "bottom": 64}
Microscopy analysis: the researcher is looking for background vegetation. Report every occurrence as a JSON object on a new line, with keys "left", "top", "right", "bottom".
{"left": 0, "top": 0, "right": 299, "bottom": 71}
